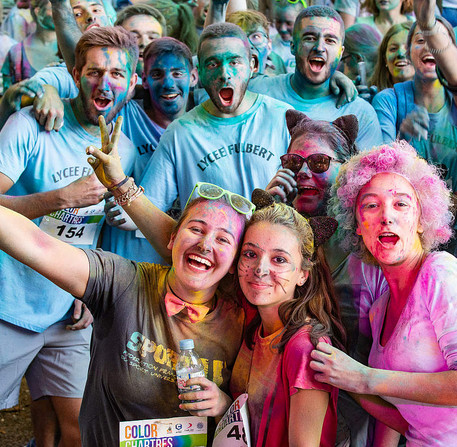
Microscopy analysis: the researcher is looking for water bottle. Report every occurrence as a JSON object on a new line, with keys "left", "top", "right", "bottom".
{"left": 176, "top": 339, "right": 205, "bottom": 395}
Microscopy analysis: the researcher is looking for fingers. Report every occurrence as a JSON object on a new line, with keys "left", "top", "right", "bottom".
{"left": 72, "top": 299, "right": 83, "bottom": 320}
{"left": 86, "top": 145, "right": 111, "bottom": 164}
{"left": 66, "top": 301, "right": 93, "bottom": 330}
{"left": 99, "top": 116, "right": 109, "bottom": 148}
{"left": 109, "top": 116, "right": 123, "bottom": 151}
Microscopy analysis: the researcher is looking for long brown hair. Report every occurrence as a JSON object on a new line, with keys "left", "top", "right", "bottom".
{"left": 244, "top": 203, "right": 346, "bottom": 352}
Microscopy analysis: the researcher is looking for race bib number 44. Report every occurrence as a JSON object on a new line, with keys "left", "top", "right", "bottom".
{"left": 39, "top": 204, "right": 104, "bottom": 246}
{"left": 119, "top": 416, "right": 207, "bottom": 447}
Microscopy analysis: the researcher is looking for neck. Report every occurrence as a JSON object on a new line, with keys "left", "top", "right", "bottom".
{"left": 257, "top": 303, "right": 287, "bottom": 337}
{"left": 146, "top": 107, "right": 179, "bottom": 129}
{"left": 203, "top": 90, "right": 257, "bottom": 118}
{"left": 34, "top": 27, "right": 57, "bottom": 43}
{"left": 414, "top": 76, "right": 445, "bottom": 112}
{"left": 381, "top": 249, "right": 425, "bottom": 305}
{"left": 70, "top": 97, "right": 104, "bottom": 137}
{"left": 291, "top": 70, "right": 331, "bottom": 99}
{"left": 376, "top": 6, "right": 403, "bottom": 23}
{"left": 167, "top": 268, "right": 217, "bottom": 306}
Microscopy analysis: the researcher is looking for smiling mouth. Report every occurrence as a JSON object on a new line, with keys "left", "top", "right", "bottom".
{"left": 94, "top": 97, "right": 112, "bottom": 110}
{"left": 378, "top": 232, "right": 400, "bottom": 247}
{"left": 161, "top": 93, "right": 179, "bottom": 101}
{"left": 219, "top": 87, "right": 234, "bottom": 106}
{"left": 309, "top": 57, "right": 326, "bottom": 72}
{"left": 422, "top": 55, "right": 436, "bottom": 67}
{"left": 86, "top": 23, "right": 100, "bottom": 31}
{"left": 187, "top": 254, "right": 213, "bottom": 271}
{"left": 395, "top": 60, "right": 410, "bottom": 67}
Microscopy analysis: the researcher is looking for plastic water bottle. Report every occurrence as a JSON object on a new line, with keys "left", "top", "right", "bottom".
{"left": 176, "top": 339, "right": 205, "bottom": 395}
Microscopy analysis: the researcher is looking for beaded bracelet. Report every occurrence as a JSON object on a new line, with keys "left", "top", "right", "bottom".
{"left": 114, "top": 181, "right": 145, "bottom": 207}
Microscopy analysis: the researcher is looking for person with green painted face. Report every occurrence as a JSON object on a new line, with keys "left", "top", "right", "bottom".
{"left": 248, "top": 6, "right": 383, "bottom": 151}
{"left": 0, "top": 26, "right": 137, "bottom": 447}
{"left": 139, "top": 22, "right": 292, "bottom": 217}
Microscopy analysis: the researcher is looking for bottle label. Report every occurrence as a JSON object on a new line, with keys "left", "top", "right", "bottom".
{"left": 177, "top": 370, "right": 205, "bottom": 392}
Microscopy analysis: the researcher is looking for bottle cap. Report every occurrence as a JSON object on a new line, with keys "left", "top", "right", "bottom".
{"left": 179, "top": 339, "right": 194, "bottom": 350}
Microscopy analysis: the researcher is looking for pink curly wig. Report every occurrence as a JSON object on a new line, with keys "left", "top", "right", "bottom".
{"left": 329, "top": 141, "right": 454, "bottom": 260}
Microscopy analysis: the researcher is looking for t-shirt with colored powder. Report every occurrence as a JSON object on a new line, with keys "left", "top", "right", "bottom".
{"left": 369, "top": 251, "right": 457, "bottom": 446}
{"left": 80, "top": 249, "right": 245, "bottom": 446}
{"left": 140, "top": 94, "right": 291, "bottom": 212}
{"left": 271, "top": 35, "right": 295, "bottom": 73}
{"left": 0, "top": 101, "right": 136, "bottom": 332}
{"left": 230, "top": 326, "right": 338, "bottom": 447}
{"left": 248, "top": 73, "right": 383, "bottom": 151}
{"left": 372, "top": 81, "right": 457, "bottom": 192}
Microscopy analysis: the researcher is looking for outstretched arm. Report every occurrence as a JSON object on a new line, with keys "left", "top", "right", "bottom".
{"left": 0, "top": 205, "right": 89, "bottom": 297}
{"left": 86, "top": 116, "right": 175, "bottom": 262}
{"left": 204, "top": 0, "right": 247, "bottom": 27}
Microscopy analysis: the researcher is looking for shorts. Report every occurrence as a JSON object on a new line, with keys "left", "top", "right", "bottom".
{"left": 0, "top": 319, "right": 92, "bottom": 410}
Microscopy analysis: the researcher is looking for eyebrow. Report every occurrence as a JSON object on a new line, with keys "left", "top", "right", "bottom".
{"left": 359, "top": 192, "right": 414, "bottom": 200}
{"left": 302, "top": 29, "right": 339, "bottom": 40}
{"left": 187, "top": 219, "right": 235, "bottom": 239}
{"left": 242, "top": 242, "right": 292, "bottom": 256}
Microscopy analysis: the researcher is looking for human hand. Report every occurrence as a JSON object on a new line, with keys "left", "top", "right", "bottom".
{"left": 399, "top": 105, "right": 429, "bottom": 141}
{"left": 178, "top": 377, "right": 232, "bottom": 417}
{"left": 66, "top": 299, "right": 93, "bottom": 330}
{"left": 330, "top": 71, "right": 358, "bottom": 108}
{"left": 33, "top": 85, "right": 64, "bottom": 132}
{"left": 59, "top": 173, "right": 107, "bottom": 209}
{"left": 414, "top": 0, "right": 436, "bottom": 30}
{"left": 2, "top": 78, "right": 44, "bottom": 113}
{"left": 86, "top": 116, "right": 127, "bottom": 189}
{"left": 265, "top": 168, "right": 297, "bottom": 203}
{"left": 355, "top": 76, "right": 378, "bottom": 104}
{"left": 104, "top": 192, "right": 138, "bottom": 230}
{"left": 310, "top": 341, "right": 371, "bottom": 394}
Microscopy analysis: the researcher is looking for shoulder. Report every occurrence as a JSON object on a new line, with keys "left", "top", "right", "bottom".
{"left": 372, "top": 87, "right": 397, "bottom": 107}
{"left": 421, "top": 252, "right": 457, "bottom": 281}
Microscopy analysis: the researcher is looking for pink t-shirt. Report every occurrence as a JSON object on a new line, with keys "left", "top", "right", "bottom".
{"left": 230, "top": 326, "right": 338, "bottom": 447}
{"left": 369, "top": 251, "right": 457, "bottom": 446}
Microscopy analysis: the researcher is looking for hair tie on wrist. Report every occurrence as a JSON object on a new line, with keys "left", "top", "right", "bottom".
{"left": 109, "top": 176, "right": 130, "bottom": 192}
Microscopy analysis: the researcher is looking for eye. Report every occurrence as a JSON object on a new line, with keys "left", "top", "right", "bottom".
{"left": 325, "top": 37, "right": 337, "bottom": 44}
{"left": 112, "top": 71, "right": 124, "bottom": 78}
{"left": 273, "top": 256, "right": 287, "bottom": 264}
{"left": 362, "top": 202, "right": 378, "bottom": 209}
{"left": 242, "top": 250, "right": 256, "bottom": 259}
{"left": 173, "top": 70, "right": 185, "bottom": 77}
{"left": 74, "top": 11, "right": 82, "bottom": 17}
{"left": 396, "top": 201, "right": 409, "bottom": 207}
{"left": 189, "top": 226, "right": 203, "bottom": 234}
{"left": 303, "top": 35, "right": 316, "bottom": 42}
{"left": 217, "top": 236, "right": 230, "bottom": 244}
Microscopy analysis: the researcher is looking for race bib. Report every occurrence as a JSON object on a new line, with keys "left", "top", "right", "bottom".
{"left": 119, "top": 416, "right": 207, "bottom": 447}
{"left": 40, "top": 203, "right": 104, "bottom": 246}
{"left": 213, "top": 393, "right": 251, "bottom": 446}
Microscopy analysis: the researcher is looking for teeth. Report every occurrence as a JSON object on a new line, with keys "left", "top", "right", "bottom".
{"left": 162, "top": 94, "right": 178, "bottom": 99}
{"left": 188, "top": 254, "right": 212, "bottom": 267}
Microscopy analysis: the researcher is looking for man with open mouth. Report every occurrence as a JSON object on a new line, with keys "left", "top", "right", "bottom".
{"left": 0, "top": 26, "right": 136, "bottom": 446}
{"left": 140, "top": 22, "right": 292, "bottom": 218}
{"left": 248, "top": 5, "right": 383, "bottom": 152}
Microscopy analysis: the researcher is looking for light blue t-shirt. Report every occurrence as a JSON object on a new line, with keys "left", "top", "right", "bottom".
{"left": 31, "top": 64, "right": 168, "bottom": 263}
{"left": 271, "top": 35, "right": 295, "bottom": 74}
{"left": 372, "top": 80, "right": 457, "bottom": 191}
{"left": 140, "top": 94, "right": 292, "bottom": 212}
{"left": 0, "top": 100, "right": 136, "bottom": 332}
{"left": 249, "top": 73, "right": 383, "bottom": 151}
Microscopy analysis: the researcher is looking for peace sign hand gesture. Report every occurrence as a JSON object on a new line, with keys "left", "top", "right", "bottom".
{"left": 86, "top": 116, "right": 127, "bottom": 189}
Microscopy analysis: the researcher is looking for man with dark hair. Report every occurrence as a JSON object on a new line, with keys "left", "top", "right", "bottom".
{"left": 139, "top": 22, "right": 291, "bottom": 215}
{"left": 249, "top": 5, "right": 383, "bottom": 151}
{"left": 115, "top": 3, "right": 166, "bottom": 76}
{"left": 0, "top": 26, "right": 137, "bottom": 446}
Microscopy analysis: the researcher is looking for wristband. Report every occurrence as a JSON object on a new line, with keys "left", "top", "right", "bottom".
{"left": 108, "top": 175, "right": 130, "bottom": 192}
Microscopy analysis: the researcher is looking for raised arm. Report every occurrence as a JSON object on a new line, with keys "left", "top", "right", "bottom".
{"left": 204, "top": 0, "right": 247, "bottom": 27}
{"left": 50, "top": 0, "right": 83, "bottom": 73}
{"left": 0, "top": 205, "right": 89, "bottom": 297}
{"left": 414, "top": 0, "right": 457, "bottom": 90}
{"left": 86, "top": 116, "right": 175, "bottom": 262}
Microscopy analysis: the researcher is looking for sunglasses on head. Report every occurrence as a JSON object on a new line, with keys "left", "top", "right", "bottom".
{"left": 280, "top": 153, "right": 343, "bottom": 174}
{"left": 185, "top": 182, "right": 256, "bottom": 215}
